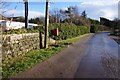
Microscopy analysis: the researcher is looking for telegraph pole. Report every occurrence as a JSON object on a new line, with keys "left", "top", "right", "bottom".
{"left": 24, "top": 0, "right": 28, "bottom": 28}
{"left": 44, "top": 0, "right": 50, "bottom": 48}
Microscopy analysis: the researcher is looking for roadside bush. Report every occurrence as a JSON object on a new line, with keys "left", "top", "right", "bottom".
{"left": 3, "top": 23, "right": 90, "bottom": 40}
{"left": 3, "top": 28, "right": 27, "bottom": 34}
{"left": 90, "top": 25, "right": 96, "bottom": 33}
{"left": 90, "top": 24, "right": 110, "bottom": 33}
{"left": 49, "top": 23, "right": 90, "bottom": 40}
{"left": 3, "top": 28, "right": 41, "bottom": 34}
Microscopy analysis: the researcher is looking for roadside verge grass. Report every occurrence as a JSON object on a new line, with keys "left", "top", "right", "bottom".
{"left": 2, "top": 34, "right": 90, "bottom": 78}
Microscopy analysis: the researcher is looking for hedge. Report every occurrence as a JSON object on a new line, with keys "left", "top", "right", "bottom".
{"left": 3, "top": 23, "right": 90, "bottom": 40}
{"left": 49, "top": 23, "right": 90, "bottom": 40}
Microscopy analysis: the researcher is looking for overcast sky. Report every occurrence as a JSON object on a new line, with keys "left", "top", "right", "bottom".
{"left": 1, "top": 0, "right": 120, "bottom": 20}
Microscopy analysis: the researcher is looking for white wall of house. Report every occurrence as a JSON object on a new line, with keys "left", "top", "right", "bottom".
{"left": 0, "top": 20, "right": 38, "bottom": 30}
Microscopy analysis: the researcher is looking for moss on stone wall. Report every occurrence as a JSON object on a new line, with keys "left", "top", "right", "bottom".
{"left": 2, "top": 33, "right": 56, "bottom": 65}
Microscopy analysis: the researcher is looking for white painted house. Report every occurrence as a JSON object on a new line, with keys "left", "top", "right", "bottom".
{"left": 0, "top": 20, "right": 38, "bottom": 30}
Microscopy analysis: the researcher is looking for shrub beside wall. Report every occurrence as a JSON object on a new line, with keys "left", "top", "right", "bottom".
{"left": 90, "top": 24, "right": 110, "bottom": 33}
{"left": 3, "top": 23, "right": 90, "bottom": 41}
{"left": 49, "top": 23, "right": 90, "bottom": 40}
{"left": 2, "top": 23, "right": 90, "bottom": 65}
{"left": 3, "top": 28, "right": 40, "bottom": 34}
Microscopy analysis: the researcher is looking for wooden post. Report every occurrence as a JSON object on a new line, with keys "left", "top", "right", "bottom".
{"left": 24, "top": 0, "right": 28, "bottom": 28}
{"left": 44, "top": 0, "right": 50, "bottom": 48}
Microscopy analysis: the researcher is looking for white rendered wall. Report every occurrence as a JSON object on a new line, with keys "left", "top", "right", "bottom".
{"left": 0, "top": 20, "right": 38, "bottom": 30}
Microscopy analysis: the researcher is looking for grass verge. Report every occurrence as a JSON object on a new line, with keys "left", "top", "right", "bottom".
{"left": 2, "top": 34, "right": 90, "bottom": 78}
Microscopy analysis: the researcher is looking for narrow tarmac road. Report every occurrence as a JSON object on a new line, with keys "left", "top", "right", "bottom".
{"left": 75, "top": 32, "right": 119, "bottom": 78}
{"left": 13, "top": 34, "right": 93, "bottom": 78}
{"left": 13, "top": 32, "right": 119, "bottom": 78}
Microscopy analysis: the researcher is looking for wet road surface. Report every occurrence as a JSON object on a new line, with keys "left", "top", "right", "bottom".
{"left": 13, "top": 34, "right": 93, "bottom": 78}
{"left": 13, "top": 33, "right": 119, "bottom": 78}
{"left": 74, "top": 32, "right": 119, "bottom": 78}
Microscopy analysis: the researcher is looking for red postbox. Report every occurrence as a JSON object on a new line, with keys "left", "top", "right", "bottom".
{"left": 52, "top": 28, "right": 59, "bottom": 36}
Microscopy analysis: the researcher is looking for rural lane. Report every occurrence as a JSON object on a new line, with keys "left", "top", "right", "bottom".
{"left": 74, "top": 32, "right": 119, "bottom": 78}
{"left": 13, "top": 32, "right": 119, "bottom": 78}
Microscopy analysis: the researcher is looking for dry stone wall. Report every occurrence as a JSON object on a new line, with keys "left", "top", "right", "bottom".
{"left": 2, "top": 33, "right": 55, "bottom": 60}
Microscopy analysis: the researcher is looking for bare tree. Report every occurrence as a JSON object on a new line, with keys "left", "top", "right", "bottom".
{"left": 50, "top": 8, "right": 61, "bottom": 23}
{"left": 59, "top": 6, "right": 80, "bottom": 23}
{"left": 59, "top": 9, "right": 67, "bottom": 21}
{"left": 72, "top": 6, "right": 79, "bottom": 18}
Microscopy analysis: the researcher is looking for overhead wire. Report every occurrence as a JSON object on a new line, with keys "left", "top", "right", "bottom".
{"left": 9, "top": 2, "right": 21, "bottom": 26}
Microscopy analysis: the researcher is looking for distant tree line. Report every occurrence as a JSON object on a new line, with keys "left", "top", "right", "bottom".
{"left": 4, "top": 5, "right": 111, "bottom": 34}
{"left": 49, "top": 6, "right": 90, "bottom": 27}
{"left": 29, "top": 17, "right": 45, "bottom": 25}
{"left": 100, "top": 17, "right": 120, "bottom": 35}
